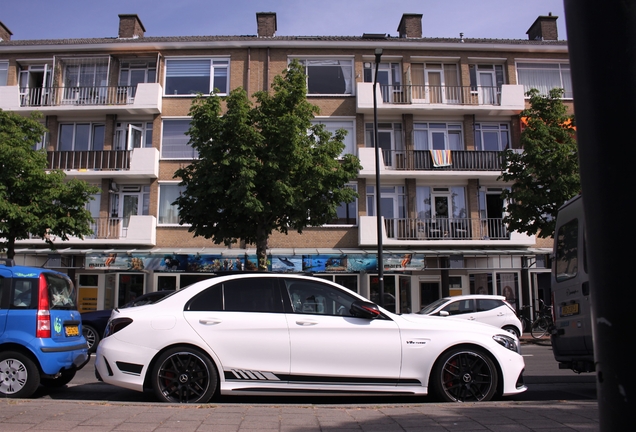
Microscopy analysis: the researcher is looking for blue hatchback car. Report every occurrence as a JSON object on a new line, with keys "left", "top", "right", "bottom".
{"left": 0, "top": 258, "right": 89, "bottom": 398}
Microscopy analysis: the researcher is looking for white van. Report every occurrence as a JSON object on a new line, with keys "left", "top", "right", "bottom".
{"left": 551, "top": 195, "right": 595, "bottom": 373}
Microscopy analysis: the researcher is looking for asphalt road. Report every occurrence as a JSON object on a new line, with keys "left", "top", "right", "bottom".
{"left": 31, "top": 341, "right": 597, "bottom": 404}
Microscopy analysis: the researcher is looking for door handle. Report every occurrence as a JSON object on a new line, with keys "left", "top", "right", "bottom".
{"left": 199, "top": 318, "right": 222, "bottom": 325}
{"left": 295, "top": 320, "right": 319, "bottom": 326}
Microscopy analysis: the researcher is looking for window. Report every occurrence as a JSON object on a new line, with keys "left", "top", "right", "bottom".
{"left": 443, "top": 299, "right": 474, "bottom": 315}
{"left": 365, "top": 122, "right": 404, "bottom": 168}
{"left": 474, "top": 123, "right": 510, "bottom": 151}
{"left": 164, "top": 58, "right": 229, "bottom": 96}
{"left": 158, "top": 183, "right": 185, "bottom": 225}
{"left": 555, "top": 219, "right": 579, "bottom": 282}
{"left": 114, "top": 121, "right": 153, "bottom": 150}
{"left": 161, "top": 119, "right": 197, "bottom": 159}
{"left": 366, "top": 185, "right": 406, "bottom": 221}
{"left": 296, "top": 58, "right": 354, "bottom": 95}
{"left": 517, "top": 62, "right": 572, "bottom": 98}
{"left": 416, "top": 186, "right": 467, "bottom": 219}
{"left": 284, "top": 278, "right": 358, "bottom": 316}
{"left": 0, "top": 61, "right": 8, "bottom": 86}
{"left": 311, "top": 119, "right": 355, "bottom": 157}
{"left": 186, "top": 278, "right": 282, "bottom": 313}
{"left": 119, "top": 60, "right": 157, "bottom": 86}
{"left": 313, "top": 275, "right": 359, "bottom": 293}
{"left": 413, "top": 123, "right": 463, "bottom": 150}
{"left": 363, "top": 62, "right": 402, "bottom": 102}
{"left": 476, "top": 299, "right": 503, "bottom": 312}
{"left": 327, "top": 184, "right": 357, "bottom": 225}
{"left": 58, "top": 123, "right": 105, "bottom": 151}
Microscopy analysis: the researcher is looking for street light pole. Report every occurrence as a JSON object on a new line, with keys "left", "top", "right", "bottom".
{"left": 372, "top": 48, "right": 384, "bottom": 308}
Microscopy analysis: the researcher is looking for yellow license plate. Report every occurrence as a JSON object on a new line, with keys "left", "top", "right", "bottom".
{"left": 65, "top": 325, "right": 79, "bottom": 337}
{"left": 561, "top": 303, "right": 579, "bottom": 317}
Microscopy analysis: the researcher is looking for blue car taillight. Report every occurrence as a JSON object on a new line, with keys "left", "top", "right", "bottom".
{"left": 104, "top": 317, "right": 133, "bottom": 338}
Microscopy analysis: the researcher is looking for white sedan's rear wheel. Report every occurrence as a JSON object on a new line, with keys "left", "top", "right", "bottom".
{"left": 151, "top": 347, "right": 217, "bottom": 403}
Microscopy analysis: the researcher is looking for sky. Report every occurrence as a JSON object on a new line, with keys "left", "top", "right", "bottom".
{"left": 1, "top": 0, "right": 568, "bottom": 41}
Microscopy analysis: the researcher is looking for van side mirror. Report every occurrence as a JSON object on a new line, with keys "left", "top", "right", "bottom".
{"left": 350, "top": 300, "right": 381, "bottom": 319}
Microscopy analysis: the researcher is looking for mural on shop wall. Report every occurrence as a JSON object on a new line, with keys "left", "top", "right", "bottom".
{"left": 85, "top": 252, "right": 426, "bottom": 273}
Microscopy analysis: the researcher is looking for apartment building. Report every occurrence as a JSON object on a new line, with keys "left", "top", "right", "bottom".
{"left": 0, "top": 12, "right": 570, "bottom": 314}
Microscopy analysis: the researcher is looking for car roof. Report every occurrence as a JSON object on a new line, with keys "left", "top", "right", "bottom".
{"left": 441, "top": 294, "right": 506, "bottom": 301}
{"left": 0, "top": 261, "right": 64, "bottom": 277}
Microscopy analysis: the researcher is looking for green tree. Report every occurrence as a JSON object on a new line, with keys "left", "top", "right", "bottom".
{"left": 174, "top": 61, "right": 361, "bottom": 270}
{"left": 499, "top": 88, "right": 580, "bottom": 238}
{"left": 0, "top": 110, "right": 100, "bottom": 259}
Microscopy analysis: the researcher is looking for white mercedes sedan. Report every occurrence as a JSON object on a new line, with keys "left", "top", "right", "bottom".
{"left": 95, "top": 274, "right": 526, "bottom": 403}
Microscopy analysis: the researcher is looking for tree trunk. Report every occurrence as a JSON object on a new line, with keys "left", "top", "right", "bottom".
{"left": 255, "top": 231, "right": 269, "bottom": 271}
{"left": 6, "top": 237, "right": 16, "bottom": 260}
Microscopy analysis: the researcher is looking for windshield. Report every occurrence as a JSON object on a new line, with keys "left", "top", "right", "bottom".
{"left": 46, "top": 273, "right": 77, "bottom": 310}
{"left": 417, "top": 297, "right": 450, "bottom": 314}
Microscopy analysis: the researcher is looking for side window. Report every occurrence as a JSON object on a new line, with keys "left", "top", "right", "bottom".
{"left": 443, "top": 299, "right": 474, "bottom": 315}
{"left": 555, "top": 218, "right": 579, "bottom": 282}
{"left": 476, "top": 299, "right": 501, "bottom": 312}
{"left": 284, "top": 279, "right": 358, "bottom": 317}
{"left": 187, "top": 285, "right": 223, "bottom": 311}
{"left": 0, "top": 276, "right": 7, "bottom": 308}
{"left": 12, "top": 280, "right": 35, "bottom": 309}
{"left": 223, "top": 278, "right": 282, "bottom": 313}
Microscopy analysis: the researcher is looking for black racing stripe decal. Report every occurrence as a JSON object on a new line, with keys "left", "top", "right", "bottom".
{"left": 224, "top": 369, "right": 421, "bottom": 386}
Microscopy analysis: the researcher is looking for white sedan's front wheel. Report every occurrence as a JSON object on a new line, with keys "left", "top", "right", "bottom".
{"left": 151, "top": 347, "right": 217, "bottom": 403}
{"left": 429, "top": 347, "right": 499, "bottom": 402}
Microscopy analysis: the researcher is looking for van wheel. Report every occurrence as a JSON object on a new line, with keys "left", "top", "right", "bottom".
{"left": 429, "top": 347, "right": 499, "bottom": 402}
{"left": 0, "top": 351, "right": 41, "bottom": 398}
{"left": 40, "top": 369, "right": 77, "bottom": 388}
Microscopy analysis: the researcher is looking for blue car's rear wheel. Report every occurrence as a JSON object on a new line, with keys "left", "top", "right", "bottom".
{"left": 151, "top": 347, "right": 217, "bottom": 403}
{"left": 0, "top": 351, "right": 41, "bottom": 398}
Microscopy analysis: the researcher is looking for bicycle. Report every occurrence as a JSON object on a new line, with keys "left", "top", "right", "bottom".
{"left": 517, "top": 300, "right": 554, "bottom": 339}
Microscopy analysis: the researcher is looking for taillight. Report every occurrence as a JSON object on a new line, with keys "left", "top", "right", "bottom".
{"left": 104, "top": 317, "right": 133, "bottom": 338}
{"left": 551, "top": 291, "right": 556, "bottom": 322}
{"left": 36, "top": 273, "right": 51, "bottom": 338}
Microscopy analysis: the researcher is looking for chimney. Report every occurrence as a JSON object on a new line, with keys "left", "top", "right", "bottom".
{"left": 118, "top": 14, "right": 146, "bottom": 39}
{"left": 526, "top": 13, "right": 558, "bottom": 41}
{"left": 0, "top": 21, "right": 12, "bottom": 41}
{"left": 397, "top": 14, "right": 423, "bottom": 38}
{"left": 256, "top": 12, "right": 277, "bottom": 38}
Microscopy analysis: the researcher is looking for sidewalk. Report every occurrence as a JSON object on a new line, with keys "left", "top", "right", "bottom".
{"left": 0, "top": 398, "right": 599, "bottom": 431}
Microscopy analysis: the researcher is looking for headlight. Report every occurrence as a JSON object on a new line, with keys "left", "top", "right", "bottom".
{"left": 104, "top": 317, "right": 133, "bottom": 338}
{"left": 493, "top": 334, "right": 520, "bottom": 353}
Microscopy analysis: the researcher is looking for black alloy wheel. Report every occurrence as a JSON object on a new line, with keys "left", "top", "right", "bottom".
{"left": 430, "top": 348, "right": 498, "bottom": 402}
{"left": 151, "top": 347, "right": 217, "bottom": 403}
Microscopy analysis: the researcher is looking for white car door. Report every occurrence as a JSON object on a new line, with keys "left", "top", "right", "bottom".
{"left": 282, "top": 278, "right": 402, "bottom": 386}
{"left": 474, "top": 299, "right": 507, "bottom": 328}
{"left": 184, "top": 277, "right": 290, "bottom": 378}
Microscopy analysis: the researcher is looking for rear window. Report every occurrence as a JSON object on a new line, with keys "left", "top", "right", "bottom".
{"left": 44, "top": 273, "right": 77, "bottom": 310}
{"left": 555, "top": 219, "right": 579, "bottom": 282}
{"left": 476, "top": 299, "right": 503, "bottom": 311}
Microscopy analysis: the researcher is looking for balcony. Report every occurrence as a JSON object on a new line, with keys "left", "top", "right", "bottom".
{"left": 358, "top": 216, "right": 535, "bottom": 247}
{"left": 381, "top": 149, "right": 502, "bottom": 171}
{"left": 0, "top": 83, "right": 162, "bottom": 116}
{"left": 17, "top": 215, "right": 157, "bottom": 247}
{"left": 46, "top": 147, "right": 159, "bottom": 181}
{"left": 356, "top": 82, "right": 524, "bottom": 116}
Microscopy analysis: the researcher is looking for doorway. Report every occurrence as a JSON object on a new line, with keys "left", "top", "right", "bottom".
{"left": 117, "top": 273, "right": 145, "bottom": 306}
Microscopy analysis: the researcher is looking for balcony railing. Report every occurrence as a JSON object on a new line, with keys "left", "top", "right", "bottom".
{"left": 380, "top": 150, "right": 502, "bottom": 171}
{"left": 19, "top": 86, "right": 135, "bottom": 107}
{"left": 47, "top": 150, "right": 131, "bottom": 171}
{"left": 87, "top": 217, "right": 128, "bottom": 239}
{"left": 380, "top": 84, "right": 501, "bottom": 106}
{"left": 384, "top": 217, "right": 509, "bottom": 240}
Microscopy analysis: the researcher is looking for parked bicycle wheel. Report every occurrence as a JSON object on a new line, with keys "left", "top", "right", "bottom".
{"left": 531, "top": 317, "right": 550, "bottom": 339}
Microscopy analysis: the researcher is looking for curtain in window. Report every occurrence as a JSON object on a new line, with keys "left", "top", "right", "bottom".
{"left": 158, "top": 184, "right": 184, "bottom": 224}
{"left": 161, "top": 120, "right": 197, "bottom": 159}
{"left": 166, "top": 59, "right": 210, "bottom": 77}
{"left": 416, "top": 186, "right": 431, "bottom": 219}
{"left": 339, "top": 60, "right": 353, "bottom": 94}
{"left": 451, "top": 187, "right": 467, "bottom": 218}
{"left": 414, "top": 128, "right": 429, "bottom": 150}
{"left": 517, "top": 63, "right": 565, "bottom": 96}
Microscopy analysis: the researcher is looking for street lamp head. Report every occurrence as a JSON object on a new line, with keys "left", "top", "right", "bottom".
{"left": 375, "top": 48, "right": 383, "bottom": 63}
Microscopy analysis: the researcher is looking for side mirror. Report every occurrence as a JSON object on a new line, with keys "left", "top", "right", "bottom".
{"left": 350, "top": 300, "right": 381, "bottom": 319}
{"left": 439, "top": 310, "right": 450, "bottom": 317}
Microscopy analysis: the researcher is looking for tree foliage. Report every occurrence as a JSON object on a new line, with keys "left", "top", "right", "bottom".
{"left": 0, "top": 109, "right": 100, "bottom": 259}
{"left": 174, "top": 61, "right": 361, "bottom": 270}
{"left": 499, "top": 88, "right": 580, "bottom": 238}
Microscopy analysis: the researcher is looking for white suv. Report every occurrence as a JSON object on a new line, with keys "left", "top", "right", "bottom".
{"left": 417, "top": 295, "right": 523, "bottom": 337}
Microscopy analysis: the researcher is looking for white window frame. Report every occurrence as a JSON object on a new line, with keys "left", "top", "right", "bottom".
{"left": 0, "top": 61, "right": 8, "bottom": 86}
{"left": 114, "top": 121, "right": 153, "bottom": 150}
{"left": 325, "top": 183, "right": 358, "bottom": 226}
{"left": 158, "top": 182, "right": 186, "bottom": 225}
{"left": 311, "top": 118, "right": 355, "bottom": 157}
{"left": 516, "top": 60, "right": 572, "bottom": 99}
{"left": 293, "top": 57, "right": 355, "bottom": 96}
{"left": 160, "top": 118, "right": 197, "bottom": 160}
{"left": 413, "top": 122, "right": 463, "bottom": 151}
{"left": 58, "top": 123, "right": 106, "bottom": 151}
{"left": 474, "top": 123, "right": 510, "bottom": 151}
{"left": 164, "top": 57, "right": 229, "bottom": 96}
